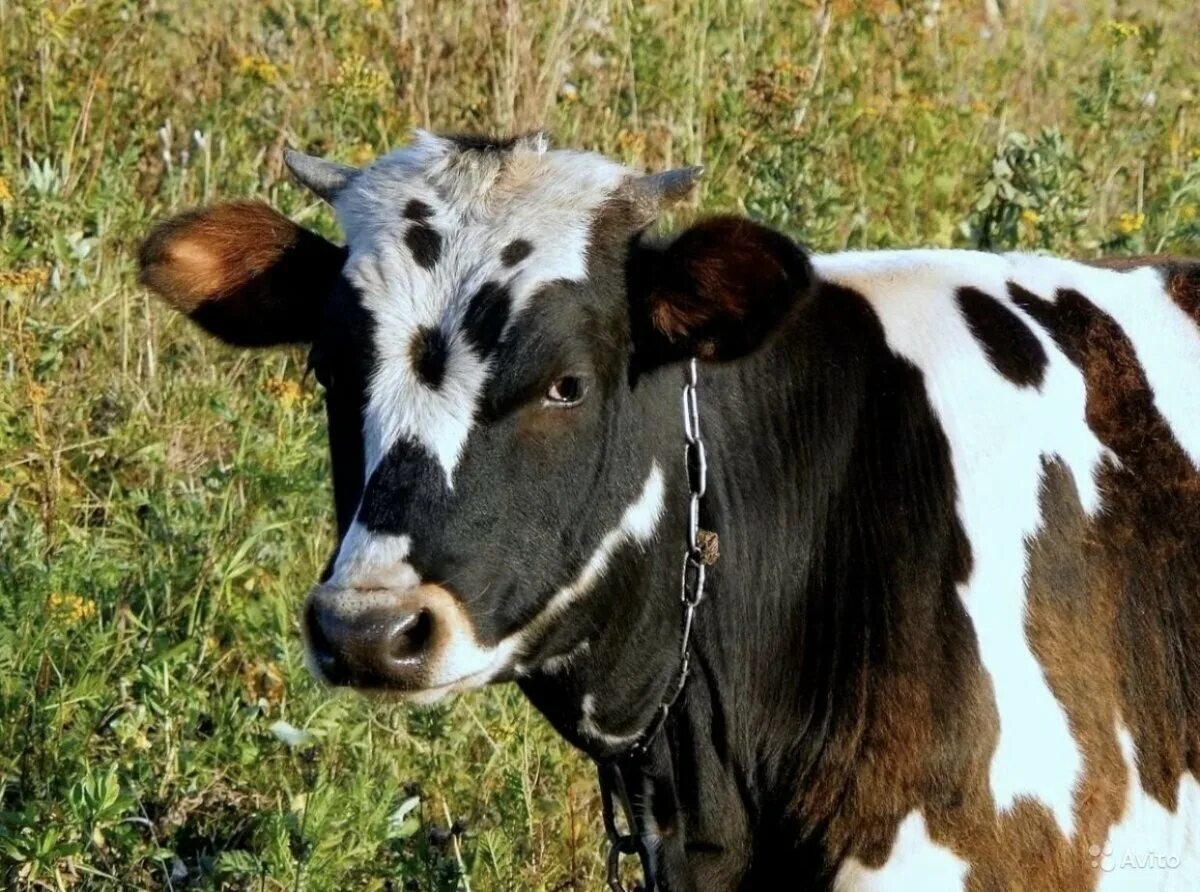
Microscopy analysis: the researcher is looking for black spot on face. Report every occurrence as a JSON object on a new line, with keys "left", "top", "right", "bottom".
{"left": 463, "top": 281, "right": 512, "bottom": 357}
{"left": 410, "top": 325, "right": 448, "bottom": 388}
{"left": 956, "top": 286, "right": 1048, "bottom": 389}
{"left": 358, "top": 437, "right": 449, "bottom": 536}
{"left": 501, "top": 239, "right": 533, "bottom": 267}
{"left": 403, "top": 199, "right": 433, "bottom": 222}
{"left": 405, "top": 224, "right": 443, "bottom": 269}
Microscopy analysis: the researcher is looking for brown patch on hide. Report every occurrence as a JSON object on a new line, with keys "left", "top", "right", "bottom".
{"left": 1001, "top": 459, "right": 1129, "bottom": 889}
{"left": 1163, "top": 262, "right": 1200, "bottom": 321}
{"left": 814, "top": 264, "right": 1200, "bottom": 890}
{"left": 1009, "top": 279, "right": 1200, "bottom": 814}
{"left": 823, "top": 442, "right": 1147, "bottom": 890}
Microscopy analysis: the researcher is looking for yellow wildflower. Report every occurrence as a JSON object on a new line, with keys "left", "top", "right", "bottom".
{"left": 238, "top": 55, "right": 279, "bottom": 84}
{"left": 28, "top": 382, "right": 48, "bottom": 405}
{"left": 334, "top": 54, "right": 390, "bottom": 102}
{"left": 242, "top": 660, "right": 286, "bottom": 707}
{"left": 1181, "top": 206, "right": 1197, "bottom": 223}
{"left": 265, "top": 377, "right": 304, "bottom": 408}
{"left": 1105, "top": 20, "right": 1141, "bottom": 43}
{"left": 1020, "top": 209, "right": 1041, "bottom": 226}
{"left": 0, "top": 267, "right": 50, "bottom": 291}
{"left": 363, "top": 0, "right": 383, "bottom": 8}
{"left": 0, "top": 176, "right": 12, "bottom": 202}
{"left": 770, "top": 59, "right": 811, "bottom": 83}
{"left": 49, "top": 593, "right": 98, "bottom": 624}
{"left": 1115, "top": 212, "right": 1145, "bottom": 235}
{"left": 616, "top": 129, "right": 646, "bottom": 157}
{"left": 349, "top": 143, "right": 375, "bottom": 165}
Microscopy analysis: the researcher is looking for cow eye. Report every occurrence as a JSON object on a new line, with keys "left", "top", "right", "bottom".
{"left": 545, "top": 376, "right": 587, "bottom": 407}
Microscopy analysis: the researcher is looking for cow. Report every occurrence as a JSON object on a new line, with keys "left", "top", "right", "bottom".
{"left": 138, "top": 131, "right": 1200, "bottom": 890}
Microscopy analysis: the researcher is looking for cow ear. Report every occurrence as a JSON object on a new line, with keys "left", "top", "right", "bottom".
{"left": 138, "top": 201, "right": 346, "bottom": 347}
{"left": 630, "top": 216, "right": 813, "bottom": 369}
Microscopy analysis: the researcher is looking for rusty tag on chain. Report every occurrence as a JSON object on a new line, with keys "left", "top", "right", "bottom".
{"left": 695, "top": 529, "right": 719, "bottom": 566}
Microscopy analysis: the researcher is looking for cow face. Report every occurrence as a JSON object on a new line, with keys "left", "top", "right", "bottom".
{"left": 140, "top": 133, "right": 811, "bottom": 701}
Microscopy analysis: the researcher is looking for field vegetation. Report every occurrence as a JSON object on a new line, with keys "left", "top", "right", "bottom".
{"left": 1, "top": 0, "right": 1198, "bottom": 887}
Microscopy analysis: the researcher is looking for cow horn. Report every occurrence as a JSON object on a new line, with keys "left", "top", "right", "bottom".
{"left": 626, "top": 165, "right": 705, "bottom": 224}
{"left": 284, "top": 149, "right": 357, "bottom": 203}
{"left": 644, "top": 166, "right": 705, "bottom": 203}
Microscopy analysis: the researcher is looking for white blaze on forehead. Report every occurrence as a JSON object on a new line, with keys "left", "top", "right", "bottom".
{"left": 834, "top": 811, "right": 969, "bottom": 891}
{"left": 331, "top": 131, "right": 636, "bottom": 486}
{"left": 815, "top": 249, "right": 1116, "bottom": 839}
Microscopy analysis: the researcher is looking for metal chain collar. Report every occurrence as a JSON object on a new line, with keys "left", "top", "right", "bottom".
{"left": 600, "top": 358, "right": 718, "bottom": 892}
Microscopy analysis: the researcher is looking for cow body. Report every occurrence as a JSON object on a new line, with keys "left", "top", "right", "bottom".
{"left": 139, "top": 135, "right": 1200, "bottom": 890}
{"left": 836, "top": 252, "right": 1200, "bottom": 891}
{"left": 822, "top": 253, "right": 1200, "bottom": 891}
{"left": 523, "top": 251, "right": 1200, "bottom": 890}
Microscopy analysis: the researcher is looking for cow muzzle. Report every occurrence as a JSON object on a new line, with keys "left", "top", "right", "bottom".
{"left": 303, "top": 582, "right": 512, "bottom": 699}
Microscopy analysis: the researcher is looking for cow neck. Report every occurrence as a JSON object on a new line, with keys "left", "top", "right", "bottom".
{"left": 541, "top": 316, "right": 845, "bottom": 775}
{"left": 516, "top": 359, "right": 698, "bottom": 759}
{"left": 584, "top": 313, "right": 861, "bottom": 888}
{"left": 526, "top": 285, "right": 956, "bottom": 881}
{"left": 591, "top": 359, "right": 715, "bottom": 892}
{"left": 639, "top": 284, "right": 975, "bottom": 884}
{"left": 646, "top": 319, "right": 856, "bottom": 832}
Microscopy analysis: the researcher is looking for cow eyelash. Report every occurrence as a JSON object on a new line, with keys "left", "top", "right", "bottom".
{"left": 544, "top": 375, "right": 588, "bottom": 408}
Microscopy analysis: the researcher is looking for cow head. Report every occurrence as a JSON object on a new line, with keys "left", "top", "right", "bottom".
{"left": 140, "top": 133, "right": 811, "bottom": 703}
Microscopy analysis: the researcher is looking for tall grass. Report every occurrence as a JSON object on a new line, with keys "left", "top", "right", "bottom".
{"left": 1, "top": 0, "right": 1198, "bottom": 888}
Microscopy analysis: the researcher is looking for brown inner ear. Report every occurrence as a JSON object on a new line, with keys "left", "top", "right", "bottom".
{"left": 139, "top": 201, "right": 305, "bottom": 313}
{"left": 642, "top": 216, "right": 809, "bottom": 363}
{"left": 650, "top": 291, "right": 719, "bottom": 342}
{"left": 139, "top": 200, "right": 346, "bottom": 347}
{"left": 650, "top": 247, "right": 783, "bottom": 340}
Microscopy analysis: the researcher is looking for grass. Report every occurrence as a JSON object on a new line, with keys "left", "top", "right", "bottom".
{"left": 1, "top": 0, "right": 1198, "bottom": 888}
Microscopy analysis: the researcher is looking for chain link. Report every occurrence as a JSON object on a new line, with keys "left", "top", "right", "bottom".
{"left": 602, "top": 358, "right": 717, "bottom": 892}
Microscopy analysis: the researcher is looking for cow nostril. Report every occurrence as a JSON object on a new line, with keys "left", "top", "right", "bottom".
{"left": 305, "top": 600, "right": 349, "bottom": 684}
{"left": 388, "top": 610, "right": 433, "bottom": 663}
{"left": 305, "top": 593, "right": 439, "bottom": 688}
